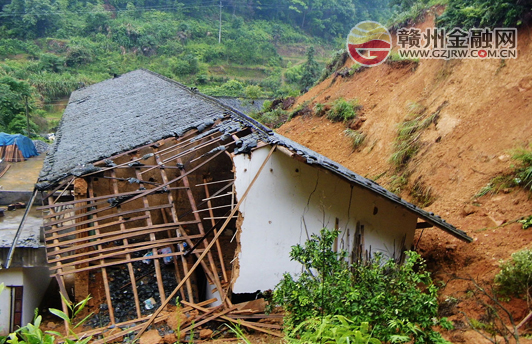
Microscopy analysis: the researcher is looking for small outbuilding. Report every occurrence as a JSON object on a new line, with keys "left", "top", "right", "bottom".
{"left": 35, "top": 69, "right": 471, "bottom": 340}
{"left": 0, "top": 133, "right": 38, "bottom": 162}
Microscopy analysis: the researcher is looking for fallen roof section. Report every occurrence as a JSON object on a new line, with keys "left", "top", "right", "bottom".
{"left": 38, "top": 69, "right": 472, "bottom": 242}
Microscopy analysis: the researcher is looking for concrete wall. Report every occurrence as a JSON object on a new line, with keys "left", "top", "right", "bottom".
{"left": 0, "top": 191, "right": 42, "bottom": 206}
{"left": 232, "top": 146, "right": 418, "bottom": 293}
{"left": 0, "top": 267, "right": 51, "bottom": 335}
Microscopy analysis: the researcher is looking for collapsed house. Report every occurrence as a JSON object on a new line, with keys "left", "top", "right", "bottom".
{"left": 35, "top": 69, "right": 472, "bottom": 340}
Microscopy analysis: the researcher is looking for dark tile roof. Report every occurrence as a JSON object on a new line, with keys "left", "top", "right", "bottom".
{"left": 38, "top": 69, "right": 472, "bottom": 242}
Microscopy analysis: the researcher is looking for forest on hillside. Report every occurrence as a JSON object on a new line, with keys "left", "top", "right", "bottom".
{"left": 0, "top": 0, "right": 529, "bottom": 138}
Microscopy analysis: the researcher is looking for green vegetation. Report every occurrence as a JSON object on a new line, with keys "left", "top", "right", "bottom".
{"left": 512, "top": 145, "right": 532, "bottom": 191}
{"left": 388, "top": 102, "right": 440, "bottom": 200}
{"left": 0, "top": 294, "right": 92, "bottom": 344}
{"left": 438, "top": 0, "right": 530, "bottom": 28}
{"left": 273, "top": 228, "right": 452, "bottom": 344}
{"left": 0, "top": 0, "right": 398, "bottom": 135}
{"left": 519, "top": 215, "right": 532, "bottom": 229}
{"left": 344, "top": 129, "right": 366, "bottom": 150}
{"left": 391, "top": 111, "right": 435, "bottom": 168}
{"left": 496, "top": 248, "right": 532, "bottom": 298}
{"left": 294, "top": 316, "right": 382, "bottom": 344}
{"left": 475, "top": 145, "right": 532, "bottom": 197}
{"left": 411, "top": 178, "right": 436, "bottom": 207}
{"left": 391, "top": 0, "right": 529, "bottom": 29}
{"left": 327, "top": 98, "right": 361, "bottom": 122}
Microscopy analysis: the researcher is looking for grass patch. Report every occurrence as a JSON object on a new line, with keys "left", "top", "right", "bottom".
{"left": 344, "top": 129, "right": 366, "bottom": 150}
{"left": 327, "top": 98, "right": 361, "bottom": 123}
{"left": 314, "top": 102, "right": 326, "bottom": 116}
{"left": 391, "top": 112, "right": 436, "bottom": 168}
{"left": 475, "top": 145, "right": 532, "bottom": 197}
{"left": 411, "top": 178, "right": 436, "bottom": 207}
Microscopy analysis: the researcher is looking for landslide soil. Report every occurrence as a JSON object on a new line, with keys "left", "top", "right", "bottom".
{"left": 277, "top": 12, "right": 532, "bottom": 344}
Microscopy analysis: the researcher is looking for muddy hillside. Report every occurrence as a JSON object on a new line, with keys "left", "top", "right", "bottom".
{"left": 277, "top": 11, "right": 532, "bottom": 343}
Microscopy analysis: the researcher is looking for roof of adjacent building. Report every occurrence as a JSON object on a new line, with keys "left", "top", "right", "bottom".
{"left": 38, "top": 69, "right": 472, "bottom": 242}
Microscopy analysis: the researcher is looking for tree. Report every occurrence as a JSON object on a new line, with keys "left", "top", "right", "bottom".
{"left": 299, "top": 46, "right": 320, "bottom": 91}
{"left": 0, "top": 76, "right": 33, "bottom": 132}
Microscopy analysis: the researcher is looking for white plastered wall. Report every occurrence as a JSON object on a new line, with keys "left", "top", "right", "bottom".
{"left": 0, "top": 267, "right": 51, "bottom": 335}
{"left": 232, "top": 146, "right": 418, "bottom": 293}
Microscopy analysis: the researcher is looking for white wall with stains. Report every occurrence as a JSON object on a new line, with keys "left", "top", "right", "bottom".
{"left": 0, "top": 267, "right": 50, "bottom": 335}
{"left": 232, "top": 146, "right": 418, "bottom": 293}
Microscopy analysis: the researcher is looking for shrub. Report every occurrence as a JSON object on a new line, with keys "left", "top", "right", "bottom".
{"left": 327, "top": 98, "right": 360, "bottom": 122}
{"left": 171, "top": 54, "right": 200, "bottom": 76}
{"left": 495, "top": 248, "right": 532, "bottom": 298}
{"left": 274, "top": 228, "right": 451, "bottom": 344}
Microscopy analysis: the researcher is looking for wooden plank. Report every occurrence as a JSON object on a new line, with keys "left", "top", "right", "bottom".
{"left": 53, "top": 249, "right": 206, "bottom": 276}
{"left": 161, "top": 134, "right": 223, "bottom": 164}
{"left": 90, "top": 314, "right": 170, "bottom": 344}
{"left": 45, "top": 221, "right": 198, "bottom": 249}
{"left": 38, "top": 187, "right": 187, "bottom": 210}
{"left": 178, "top": 157, "right": 229, "bottom": 307}
{"left": 110, "top": 150, "right": 226, "bottom": 212}
{"left": 44, "top": 202, "right": 175, "bottom": 229}
{"left": 181, "top": 301, "right": 283, "bottom": 337}
{"left": 203, "top": 216, "right": 238, "bottom": 220}
{"left": 132, "top": 145, "right": 277, "bottom": 341}
{"left": 204, "top": 179, "right": 228, "bottom": 283}
{"left": 202, "top": 192, "right": 234, "bottom": 202}
{"left": 226, "top": 314, "right": 284, "bottom": 320}
{"left": 134, "top": 168, "right": 167, "bottom": 304}
{"left": 42, "top": 177, "right": 75, "bottom": 201}
{"left": 0, "top": 163, "right": 11, "bottom": 178}
{"left": 53, "top": 177, "right": 76, "bottom": 204}
{"left": 46, "top": 199, "right": 72, "bottom": 332}
{"left": 45, "top": 215, "right": 149, "bottom": 241}
{"left": 180, "top": 306, "right": 237, "bottom": 335}
{"left": 47, "top": 234, "right": 199, "bottom": 262}
{"left": 154, "top": 152, "right": 195, "bottom": 303}
{"left": 47, "top": 229, "right": 196, "bottom": 269}
{"left": 89, "top": 130, "right": 199, "bottom": 175}
{"left": 160, "top": 208, "right": 186, "bottom": 302}
{"left": 87, "top": 178, "right": 116, "bottom": 325}
{"left": 45, "top": 226, "right": 201, "bottom": 257}
{"left": 192, "top": 204, "right": 232, "bottom": 213}
{"left": 195, "top": 179, "right": 234, "bottom": 187}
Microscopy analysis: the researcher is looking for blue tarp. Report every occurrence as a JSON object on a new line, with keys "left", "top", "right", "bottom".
{"left": 0, "top": 133, "right": 39, "bottom": 159}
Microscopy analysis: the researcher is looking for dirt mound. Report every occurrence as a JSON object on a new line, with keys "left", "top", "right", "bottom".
{"left": 277, "top": 12, "right": 532, "bottom": 340}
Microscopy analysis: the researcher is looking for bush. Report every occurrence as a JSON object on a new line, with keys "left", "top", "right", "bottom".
{"left": 327, "top": 98, "right": 360, "bottom": 122}
{"left": 495, "top": 248, "right": 532, "bottom": 298}
{"left": 171, "top": 54, "right": 199, "bottom": 76}
{"left": 273, "top": 228, "right": 451, "bottom": 344}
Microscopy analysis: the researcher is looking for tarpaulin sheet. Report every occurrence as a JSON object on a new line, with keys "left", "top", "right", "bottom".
{"left": 0, "top": 133, "right": 39, "bottom": 159}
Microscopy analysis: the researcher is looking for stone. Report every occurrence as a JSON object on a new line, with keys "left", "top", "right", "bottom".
{"left": 46, "top": 321, "right": 57, "bottom": 329}
{"left": 199, "top": 329, "right": 213, "bottom": 339}
{"left": 462, "top": 204, "right": 476, "bottom": 216}
{"left": 140, "top": 329, "right": 163, "bottom": 344}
